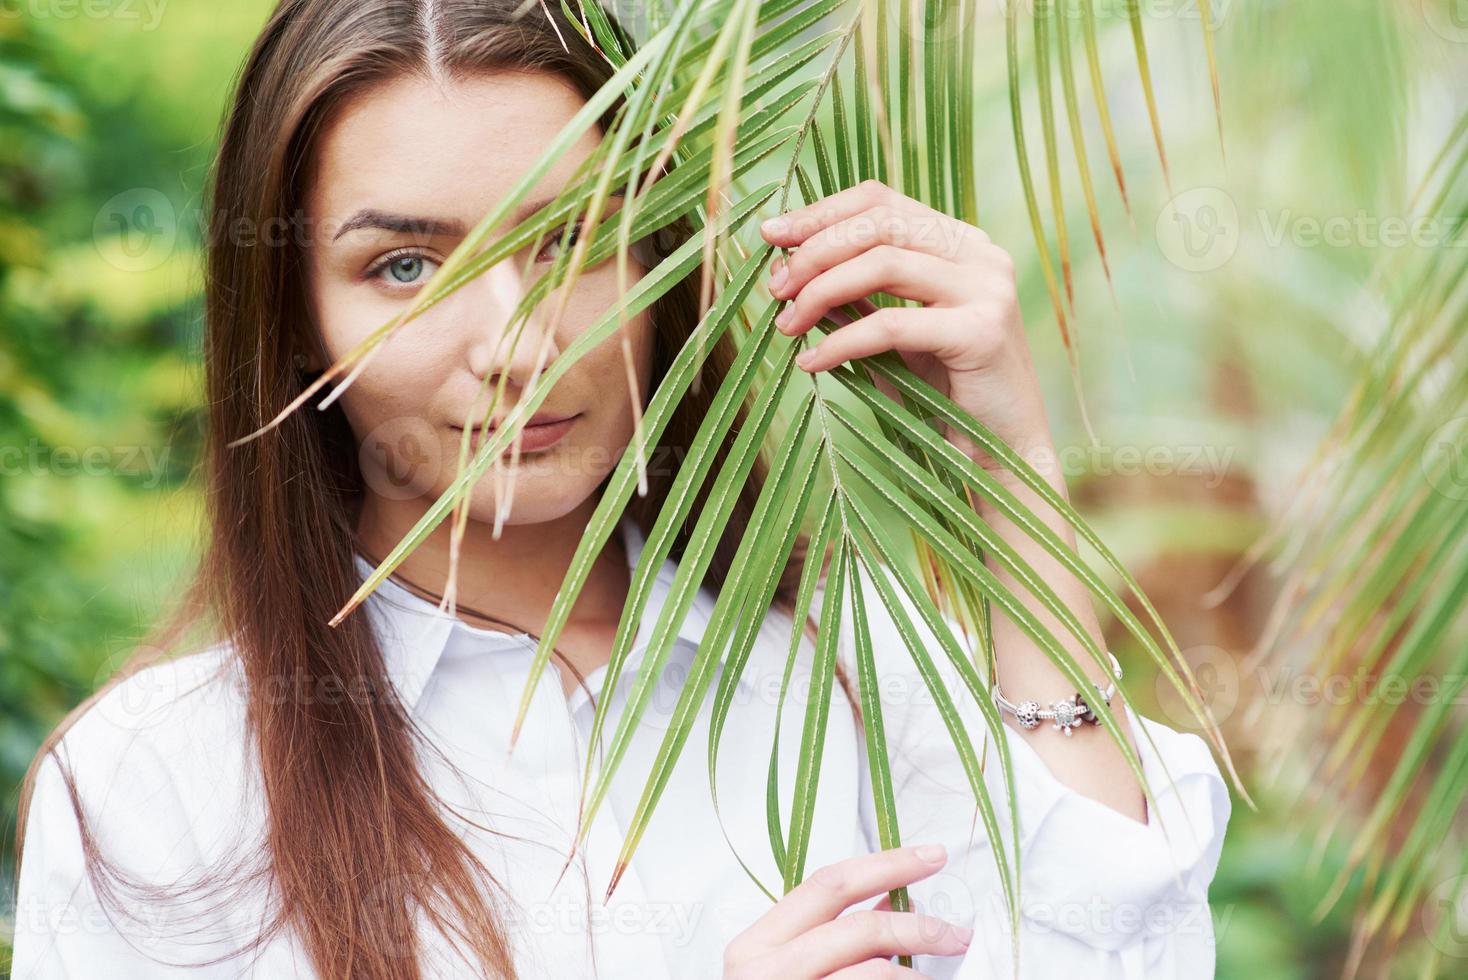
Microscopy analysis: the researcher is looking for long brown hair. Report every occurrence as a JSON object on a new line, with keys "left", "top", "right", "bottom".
{"left": 15, "top": 1, "right": 833, "bottom": 978}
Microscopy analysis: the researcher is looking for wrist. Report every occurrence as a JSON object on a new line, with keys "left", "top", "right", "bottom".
{"left": 970, "top": 432, "right": 1067, "bottom": 499}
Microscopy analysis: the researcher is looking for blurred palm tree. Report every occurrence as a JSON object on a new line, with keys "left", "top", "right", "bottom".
{"left": 1245, "top": 103, "right": 1468, "bottom": 977}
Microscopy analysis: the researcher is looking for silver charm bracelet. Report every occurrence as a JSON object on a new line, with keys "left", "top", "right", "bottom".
{"left": 991, "top": 652, "right": 1124, "bottom": 737}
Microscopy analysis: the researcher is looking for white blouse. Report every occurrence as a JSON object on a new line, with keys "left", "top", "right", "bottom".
{"left": 12, "top": 514, "right": 1231, "bottom": 978}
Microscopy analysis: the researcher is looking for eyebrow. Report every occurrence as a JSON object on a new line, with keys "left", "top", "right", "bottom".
{"left": 331, "top": 195, "right": 565, "bottom": 242}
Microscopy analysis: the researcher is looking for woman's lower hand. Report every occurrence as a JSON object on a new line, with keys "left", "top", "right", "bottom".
{"left": 722, "top": 844, "right": 971, "bottom": 979}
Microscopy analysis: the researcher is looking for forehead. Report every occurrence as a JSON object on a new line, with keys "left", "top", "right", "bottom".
{"left": 307, "top": 70, "right": 600, "bottom": 228}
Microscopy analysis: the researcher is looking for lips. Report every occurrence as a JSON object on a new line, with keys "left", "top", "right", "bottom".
{"left": 451, "top": 413, "right": 579, "bottom": 454}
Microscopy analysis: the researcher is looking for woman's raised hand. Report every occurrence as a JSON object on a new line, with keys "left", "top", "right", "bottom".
{"left": 761, "top": 178, "right": 1051, "bottom": 474}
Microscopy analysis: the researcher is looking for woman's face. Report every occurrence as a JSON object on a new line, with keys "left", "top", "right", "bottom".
{"left": 303, "top": 70, "right": 655, "bottom": 527}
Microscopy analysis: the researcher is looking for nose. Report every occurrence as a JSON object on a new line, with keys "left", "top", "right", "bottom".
{"left": 460, "top": 258, "right": 562, "bottom": 396}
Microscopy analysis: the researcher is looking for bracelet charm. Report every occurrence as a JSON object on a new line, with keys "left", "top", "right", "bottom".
{"left": 1051, "top": 695, "right": 1083, "bottom": 736}
{"left": 991, "top": 652, "right": 1124, "bottom": 738}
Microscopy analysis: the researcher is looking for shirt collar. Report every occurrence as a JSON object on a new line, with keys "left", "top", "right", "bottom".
{"left": 353, "top": 513, "right": 738, "bottom": 712}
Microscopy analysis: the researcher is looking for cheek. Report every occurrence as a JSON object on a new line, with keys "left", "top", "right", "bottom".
{"left": 630, "top": 312, "right": 657, "bottom": 391}
{"left": 581, "top": 319, "right": 656, "bottom": 429}
{"left": 307, "top": 276, "right": 451, "bottom": 442}
{"left": 560, "top": 268, "right": 658, "bottom": 388}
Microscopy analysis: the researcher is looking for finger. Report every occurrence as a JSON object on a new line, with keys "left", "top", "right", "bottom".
{"left": 761, "top": 179, "right": 943, "bottom": 247}
{"left": 775, "top": 246, "right": 957, "bottom": 336}
{"left": 783, "top": 909, "right": 973, "bottom": 975}
{"left": 795, "top": 307, "right": 973, "bottom": 376}
{"left": 737, "top": 844, "right": 950, "bottom": 949}
{"left": 826, "top": 960, "right": 928, "bottom": 979}
{"left": 867, "top": 892, "right": 893, "bottom": 913}
{"left": 827, "top": 306, "right": 902, "bottom": 402}
{"left": 769, "top": 204, "right": 983, "bottom": 300}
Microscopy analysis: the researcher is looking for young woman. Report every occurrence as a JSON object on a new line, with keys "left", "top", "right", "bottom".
{"left": 12, "top": 1, "right": 1230, "bottom": 978}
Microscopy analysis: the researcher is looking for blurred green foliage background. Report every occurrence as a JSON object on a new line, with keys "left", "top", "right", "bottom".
{"left": 1, "top": 0, "right": 1465, "bottom": 976}
{"left": 0, "top": 1, "right": 275, "bottom": 972}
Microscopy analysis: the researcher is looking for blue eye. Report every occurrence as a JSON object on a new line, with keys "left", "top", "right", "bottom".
{"left": 388, "top": 256, "right": 423, "bottom": 282}
{"left": 371, "top": 251, "right": 440, "bottom": 288}
{"left": 537, "top": 222, "right": 584, "bottom": 263}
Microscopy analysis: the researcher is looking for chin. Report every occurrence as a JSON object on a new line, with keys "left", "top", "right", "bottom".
{"left": 456, "top": 469, "right": 600, "bottom": 527}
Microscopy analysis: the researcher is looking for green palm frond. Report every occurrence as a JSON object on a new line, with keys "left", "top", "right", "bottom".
{"left": 229, "top": 0, "right": 1244, "bottom": 943}
{"left": 1250, "top": 108, "right": 1468, "bottom": 973}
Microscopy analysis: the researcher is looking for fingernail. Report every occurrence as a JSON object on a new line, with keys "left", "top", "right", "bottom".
{"left": 775, "top": 305, "right": 793, "bottom": 328}
{"left": 762, "top": 215, "right": 790, "bottom": 236}
{"left": 915, "top": 843, "right": 946, "bottom": 864}
{"left": 795, "top": 348, "right": 815, "bottom": 368}
{"left": 769, "top": 264, "right": 788, "bottom": 292}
